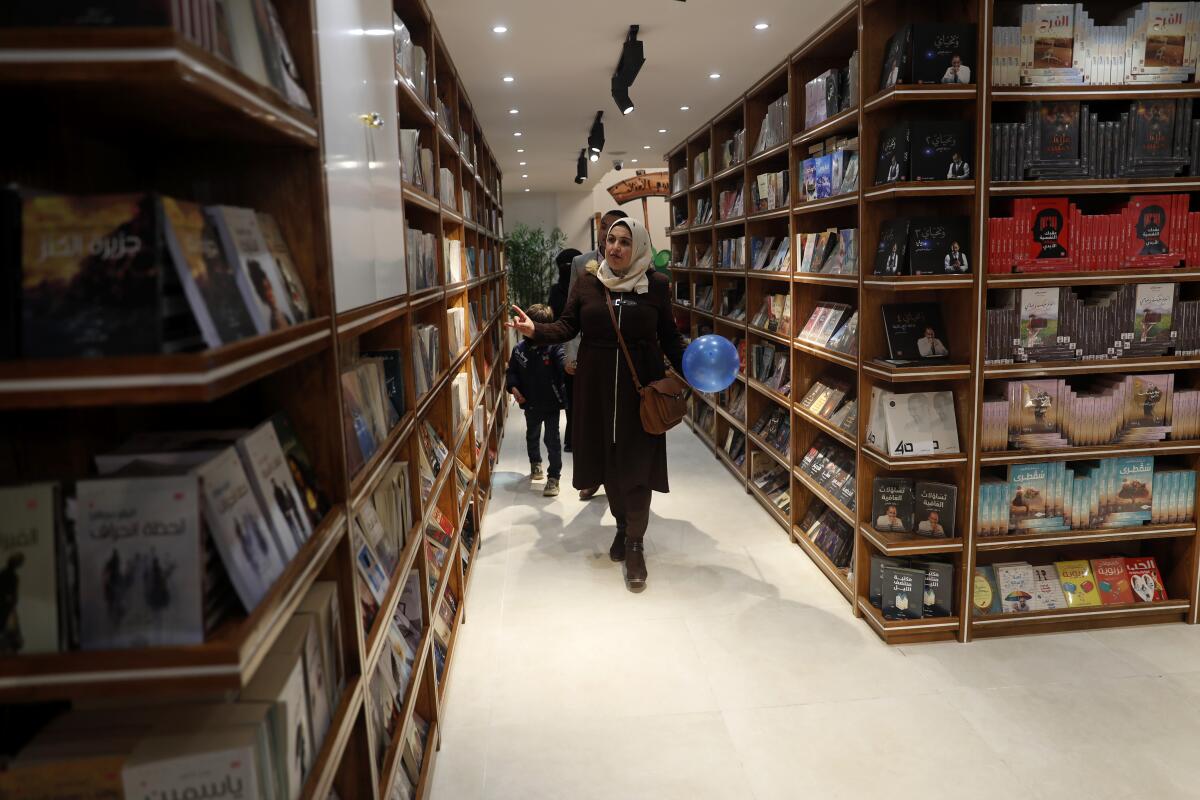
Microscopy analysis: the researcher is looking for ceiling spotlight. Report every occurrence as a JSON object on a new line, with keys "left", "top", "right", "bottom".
{"left": 575, "top": 149, "right": 587, "bottom": 184}
{"left": 610, "top": 25, "right": 644, "bottom": 115}
{"left": 680, "top": 105, "right": 690, "bottom": 111}
{"left": 522, "top": 174, "right": 528, "bottom": 178}
{"left": 524, "top": 188, "right": 530, "bottom": 192}
{"left": 513, "top": 131, "right": 522, "bottom": 137}
{"left": 590, "top": 152, "right": 599, "bottom": 162}
{"left": 658, "top": 128, "right": 667, "bottom": 133}
{"left": 519, "top": 161, "right": 527, "bottom": 165}
{"left": 588, "top": 110, "right": 605, "bottom": 153}
{"left": 709, "top": 72, "right": 721, "bottom": 79}
{"left": 502, "top": 75, "right": 514, "bottom": 82}
{"left": 516, "top": 148, "right": 524, "bottom": 153}
{"left": 611, "top": 76, "right": 635, "bottom": 115}
{"left": 755, "top": 22, "right": 770, "bottom": 30}
{"left": 631, "top": 158, "right": 639, "bottom": 163}
{"left": 642, "top": 145, "right": 651, "bottom": 150}
{"left": 492, "top": 25, "right": 507, "bottom": 33}
{"left": 509, "top": 108, "right": 519, "bottom": 114}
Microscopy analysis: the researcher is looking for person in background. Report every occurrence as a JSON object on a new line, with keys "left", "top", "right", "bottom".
{"left": 567, "top": 209, "right": 628, "bottom": 497}
{"left": 508, "top": 217, "right": 685, "bottom": 592}
{"left": 548, "top": 248, "right": 582, "bottom": 451}
{"left": 505, "top": 304, "right": 567, "bottom": 497}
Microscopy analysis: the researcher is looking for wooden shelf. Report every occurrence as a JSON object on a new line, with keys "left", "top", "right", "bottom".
{"left": 747, "top": 430, "right": 791, "bottom": 471}
{"left": 979, "top": 441, "right": 1200, "bottom": 465}
{"left": 862, "top": 84, "right": 976, "bottom": 112}
{"left": 748, "top": 141, "right": 790, "bottom": 165}
{"left": 790, "top": 524, "right": 854, "bottom": 602}
{"left": 793, "top": 193, "right": 858, "bottom": 215}
{"left": 861, "top": 275, "right": 973, "bottom": 290}
{"left": 300, "top": 677, "right": 364, "bottom": 800}
{"left": 337, "top": 297, "right": 409, "bottom": 340}
{"left": 0, "top": 29, "right": 320, "bottom": 146}
{"left": 986, "top": 268, "right": 1200, "bottom": 286}
{"left": 747, "top": 207, "right": 791, "bottom": 222}
{"left": 792, "top": 466, "right": 856, "bottom": 525}
{"left": 989, "top": 83, "right": 1200, "bottom": 101}
{"left": 983, "top": 355, "right": 1200, "bottom": 378}
{"left": 0, "top": 507, "right": 347, "bottom": 701}
{"left": 747, "top": 269, "right": 791, "bottom": 281}
{"left": 0, "top": 319, "right": 332, "bottom": 410}
{"left": 793, "top": 403, "right": 856, "bottom": 448}
{"left": 403, "top": 183, "right": 442, "bottom": 212}
{"left": 975, "top": 523, "right": 1197, "bottom": 551}
{"left": 862, "top": 360, "right": 973, "bottom": 382}
{"left": 794, "top": 107, "right": 859, "bottom": 147}
{"left": 794, "top": 339, "right": 858, "bottom": 369}
{"left": 859, "top": 524, "right": 964, "bottom": 556}
{"left": 863, "top": 180, "right": 974, "bottom": 201}
{"left": 971, "top": 599, "right": 1189, "bottom": 636}
{"left": 990, "top": 177, "right": 1200, "bottom": 195}
{"left": 748, "top": 480, "right": 791, "bottom": 532}
{"left": 863, "top": 446, "right": 968, "bottom": 470}
{"left": 857, "top": 600, "right": 960, "bottom": 644}
{"left": 793, "top": 272, "right": 859, "bottom": 286}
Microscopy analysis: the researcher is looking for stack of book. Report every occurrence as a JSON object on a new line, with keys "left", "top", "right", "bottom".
{"left": 974, "top": 557, "right": 1169, "bottom": 617}
{"left": 446, "top": 307, "right": 466, "bottom": 355}
{"left": 412, "top": 323, "right": 441, "bottom": 397}
{"left": 342, "top": 359, "right": 402, "bottom": 472}
{"left": 720, "top": 286, "right": 746, "bottom": 320}
{"left": 393, "top": 15, "right": 429, "bottom": 100}
{"left": 752, "top": 455, "right": 791, "bottom": 514}
{"left": 693, "top": 285, "right": 714, "bottom": 312}
{"left": 671, "top": 168, "right": 688, "bottom": 194}
{"left": 798, "top": 498, "right": 854, "bottom": 569}
{"left": 873, "top": 217, "right": 970, "bottom": 275}
{"left": 798, "top": 228, "right": 859, "bottom": 274}
{"left": 865, "top": 387, "right": 961, "bottom": 457}
{"left": 798, "top": 436, "right": 857, "bottom": 511}
{"left": 692, "top": 197, "right": 713, "bottom": 226}
{"left": 438, "top": 168, "right": 457, "bottom": 210}
{"left": 803, "top": 52, "right": 860, "bottom": 130}
{"left": 991, "top": 99, "right": 1196, "bottom": 182}
{"left": 407, "top": 225, "right": 439, "bottom": 290}
{"left": 753, "top": 93, "right": 790, "bottom": 155}
{"left": 981, "top": 374, "right": 1200, "bottom": 451}
{"left": 977, "top": 456, "right": 1195, "bottom": 534}
{"left": 695, "top": 404, "right": 717, "bottom": 437}
{"left": 991, "top": 2, "right": 1199, "bottom": 87}
{"left": 825, "top": 311, "right": 858, "bottom": 355}
{"left": 797, "top": 302, "right": 855, "bottom": 349}
{"left": 750, "top": 236, "right": 791, "bottom": 271}
{"left": 870, "top": 555, "right": 954, "bottom": 618}
{"left": 800, "top": 136, "right": 859, "bottom": 200}
{"left": 750, "top": 293, "right": 792, "bottom": 336}
{"left": 724, "top": 429, "right": 747, "bottom": 465}
{"left": 719, "top": 186, "right": 745, "bottom": 219}
{"left": 798, "top": 377, "right": 857, "bottom": 430}
{"left": 718, "top": 236, "right": 746, "bottom": 268}
{"left": 400, "top": 130, "right": 435, "bottom": 194}
{"left": 718, "top": 129, "right": 746, "bottom": 171}
{"left": 697, "top": 246, "right": 715, "bottom": 268}
{"left": 693, "top": 151, "right": 710, "bottom": 184}
{"left": 749, "top": 343, "right": 789, "bottom": 394}
{"left": 870, "top": 477, "right": 958, "bottom": 538}
{"left": 751, "top": 169, "right": 789, "bottom": 212}
{"left": 752, "top": 407, "right": 791, "bottom": 455}
{"left": 880, "top": 23, "right": 977, "bottom": 88}
{"left": 875, "top": 121, "right": 972, "bottom": 184}
{"left": 443, "top": 239, "right": 464, "bottom": 283}
{"left": 718, "top": 382, "right": 748, "bottom": 417}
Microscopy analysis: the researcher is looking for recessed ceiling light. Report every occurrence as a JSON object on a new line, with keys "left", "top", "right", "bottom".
{"left": 524, "top": 188, "right": 530, "bottom": 192}
{"left": 509, "top": 108, "right": 519, "bottom": 114}
{"left": 680, "top": 105, "right": 690, "bottom": 111}
{"left": 631, "top": 158, "right": 639, "bottom": 163}
{"left": 516, "top": 148, "right": 524, "bottom": 153}
{"left": 709, "top": 72, "right": 721, "bottom": 79}
{"left": 755, "top": 22, "right": 770, "bottom": 30}
{"left": 502, "top": 75, "right": 514, "bottom": 83}
{"left": 519, "top": 161, "right": 527, "bottom": 166}
{"left": 492, "top": 25, "right": 508, "bottom": 33}
{"left": 658, "top": 128, "right": 667, "bottom": 133}
{"left": 643, "top": 145, "right": 651, "bottom": 150}
{"left": 522, "top": 174, "right": 528, "bottom": 178}
{"left": 513, "top": 131, "right": 522, "bottom": 137}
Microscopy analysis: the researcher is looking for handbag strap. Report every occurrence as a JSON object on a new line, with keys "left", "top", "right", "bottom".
{"left": 603, "top": 287, "right": 645, "bottom": 393}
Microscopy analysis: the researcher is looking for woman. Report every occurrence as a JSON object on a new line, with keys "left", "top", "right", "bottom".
{"left": 548, "top": 247, "right": 582, "bottom": 451}
{"left": 508, "top": 218, "right": 685, "bottom": 592}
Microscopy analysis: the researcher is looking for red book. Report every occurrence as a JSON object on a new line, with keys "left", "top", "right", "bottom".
{"left": 1124, "top": 195, "right": 1178, "bottom": 266}
{"left": 1092, "top": 557, "right": 1135, "bottom": 604}
{"left": 1016, "top": 198, "right": 1072, "bottom": 268}
{"left": 1124, "top": 556, "right": 1168, "bottom": 602}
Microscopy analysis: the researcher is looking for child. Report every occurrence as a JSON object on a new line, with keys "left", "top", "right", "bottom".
{"left": 505, "top": 304, "right": 566, "bottom": 496}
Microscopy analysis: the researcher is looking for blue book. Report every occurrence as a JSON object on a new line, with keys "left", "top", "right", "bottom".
{"left": 814, "top": 155, "right": 833, "bottom": 199}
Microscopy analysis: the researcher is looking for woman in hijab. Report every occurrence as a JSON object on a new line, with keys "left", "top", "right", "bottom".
{"left": 509, "top": 218, "right": 686, "bottom": 592}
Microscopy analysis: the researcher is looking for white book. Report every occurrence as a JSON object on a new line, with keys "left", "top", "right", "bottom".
{"left": 864, "top": 386, "right": 890, "bottom": 454}
{"left": 354, "top": 526, "right": 390, "bottom": 603}
{"left": 197, "top": 447, "right": 288, "bottom": 612}
{"left": 222, "top": 0, "right": 270, "bottom": 87}
{"left": 994, "top": 561, "right": 1037, "bottom": 613}
{"left": 122, "top": 726, "right": 267, "bottom": 800}
{"left": 1031, "top": 563, "right": 1069, "bottom": 610}
{"left": 237, "top": 420, "right": 312, "bottom": 559}
{"left": 75, "top": 475, "right": 205, "bottom": 649}
{"left": 207, "top": 205, "right": 297, "bottom": 333}
{"left": 297, "top": 581, "right": 345, "bottom": 712}
{"left": 0, "top": 483, "right": 59, "bottom": 654}
{"left": 883, "top": 390, "right": 961, "bottom": 456}
{"left": 357, "top": 497, "right": 397, "bottom": 575}
{"left": 242, "top": 652, "right": 314, "bottom": 800}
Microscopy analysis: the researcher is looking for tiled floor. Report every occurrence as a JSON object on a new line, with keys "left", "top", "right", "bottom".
{"left": 431, "top": 403, "right": 1200, "bottom": 799}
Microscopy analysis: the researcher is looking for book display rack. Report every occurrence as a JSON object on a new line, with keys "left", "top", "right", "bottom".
{"left": 0, "top": 0, "right": 506, "bottom": 798}
{"left": 671, "top": 0, "right": 1200, "bottom": 645}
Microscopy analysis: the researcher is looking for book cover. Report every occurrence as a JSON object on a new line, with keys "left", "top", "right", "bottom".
{"left": 914, "top": 481, "right": 957, "bottom": 538}
{"left": 879, "top": 24, "right": 912, "bottom": 88}
{"left": 883, "top": 391, "right": 959, "bottom": 456}
{"left": 1092, "top": 557, "right": 1136, "bottom": 604}
{"left": 907, "top": 216, "right": 970, "bottom": 274}
{"left": 121, "top": 726, "right": 267, "bottom": 800}
{"left": 1055, "top": 559, "right": 1103, "bottom": 606}
{"left": 881, "top": 563, "right": 926, "bottom": 620}
{"left": 995, "top": 561, "right": 1037, "bottom": 612}
{"left": 1036, "top": 102, "right": 1081, "bottom": 162}
{"left": 1133, "top": 282, "right": 1175, "bottom": 344}
{"left": 1031, "top": 563, "right": 1068, "bottom": 610}
{"left": 242, "top": 651, "right": 314, "bottom": 798}
{"left": 206, "top": 205, "right": 296, "bottom": 333}
{"left": 1021, "top": 198, "right": 1071, "bottom": 261}
{"left": 255, "top": 212, "right": 312, "bottom": 322}
{"left": 197, "top": 447, "right": 288, "bottom": 613}
{"left": 912, "top": 23, "right": 975, "bottom": 84}
{"left": 871, "top": 477, "right": 914, "bottom": 533}
{"left": 1018, "top": 287, "right": 1059, "bottom": 350}
{"left": 0, "top": 483, "right": 59, "bottom": 654}
{"left": 1124, "top": 555, "right": 1168, "bottom": 602}
{"left": 873, "top": 218, "right": 911, "bottom": 275}
{"left": 236, "top": 420, "right": 312, "bottom": 559}
{"left": 75, "top": 475, "right": 205, "bottom": 650}
{"left": 298, "top": 581, "right": 344, "bottom": 709}
{"left": 875, "top": 123, "right": 910, "bottom": 184}
{"left": 916, "top": 560, "right": 954, "bottom": 617}
{"left": 972, "top": 565, "right": 1002, "bottom": 615}
{"left": 1113, "top": 456, "right": 1154, "bottom": 523}
{"left": 1008, "top": 463, "right": 1048, "bottom": 528}
{"left": 1032, "top": 4, "right": 1075, "bottom": 70}
{"left": 910, "top": 120, "right": 972, "bottom": 181}
{"left": 881, "top": 302, "right": 950, "bottom": 361}
{"left": 271, "top": 413, "right": 330, "bottom": 528}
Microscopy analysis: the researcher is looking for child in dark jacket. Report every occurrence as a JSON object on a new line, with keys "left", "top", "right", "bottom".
{"left": 505, "top": 304, "right": 567, "bottom": 496}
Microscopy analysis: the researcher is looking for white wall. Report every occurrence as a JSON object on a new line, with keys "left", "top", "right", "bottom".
{"left": 503, "top": 167, "right": 671, "bottom": 256}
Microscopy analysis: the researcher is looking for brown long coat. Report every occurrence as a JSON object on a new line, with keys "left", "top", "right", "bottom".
{"left": 532, "top": 270, "right": 685, "bottom": 493}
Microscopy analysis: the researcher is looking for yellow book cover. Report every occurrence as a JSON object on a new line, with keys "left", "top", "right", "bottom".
{"left": 1054, "top": 559, "right": 1103, "bottom": 607}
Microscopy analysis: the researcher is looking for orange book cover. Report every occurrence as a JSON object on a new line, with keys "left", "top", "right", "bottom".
{"left": 1092, "top": 557, "right": 1135, "bottom": 604}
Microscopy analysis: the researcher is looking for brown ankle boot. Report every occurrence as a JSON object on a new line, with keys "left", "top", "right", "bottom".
{"left": 623, "top": 540, "right": 647, "bottom": 592}
{"left": 609, "top": 527, "right": 626, "bottom": 562}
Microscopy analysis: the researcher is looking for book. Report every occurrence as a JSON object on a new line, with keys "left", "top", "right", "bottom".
{"left": 880, "top": 390, "right": 960, "bottom": 456}
{"left": 914, "top": 481, "right": 957, "bottom": 538}
{"left": 75, "top": 475, "right": 205, "bottom": 649}
{"left": 1125, "top": 555, "right": 1168, "bottom": 601}
{"left": 242, "top": 649, "right": 315, "bottom": 798}
{"left": 875, "top": 123, "right": 910, "bottom": 184}
{"left": 871, "top": 477, "right": 914, "bottom": 533}
{"left": 908, "top": 216, "right": 970, "bottom": 274}
{"left": 910, "top": 120, "right": 972, "bottom": 180}
{"left": 916, "top": 560, "right": 954, "bottom": 617}
{"left": 1031, "top": 564, "right": 1069, "bottom": 610}
{"left": 297, "top": 581, "right": 346, "bottom": 709}
{"left": 255, "top": 212, "right": 312, "bottom": 322}
{"left": 207, "top": 205, "right": 297, "bottom": 333}
{"left": 874, "top": 218, "right": 911, "bottom": 275}
{"left": 972, "top": 566, "right": 1002, "bottom": 615}
{"left": 0, "top": 483, "right": 59, "bottom": 654}
{"left": 869, "top": 555, "right": 904, "bottom": 607}
{"left": 1092, "top": 556, "right": 1136, "bottom": 604}
{"left": 274, "top": 614, "right": 333, "bottom": 747}
{"left": 1055, "top": 559, "right": 1103, "bottom": 606}
{"left": 879, "top": 24, "right": 912, "bottom": 88}
{"left": 237, "top": 420, "right": 313, "bottom": 558}
{"left": 881, "top": 302, "right": 949, "bottom": 363}
{"left": 912, "top": 23, "right": 976, "bottom": 84}
{"left": 881, "top": 563, "right": 926, "bottom": 620}
{"left": 995, "top": 561, "right": 1037, "bottom": 612}
{"left": 271, "top": 414, "right": 330, "bottom": 528}
{"left": 121, "top": 725, "right": 269, "bottom": 800}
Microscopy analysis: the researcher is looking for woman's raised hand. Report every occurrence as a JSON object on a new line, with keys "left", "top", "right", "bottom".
{"left": 507, "top": 305, "right": 535, "bottom": 337}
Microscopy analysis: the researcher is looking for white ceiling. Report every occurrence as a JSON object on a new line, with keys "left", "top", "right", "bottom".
{"left": 428, "top": 0, "right": 846, "bottom": 193}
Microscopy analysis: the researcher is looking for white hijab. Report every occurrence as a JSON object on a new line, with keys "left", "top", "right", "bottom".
{"left": 595, "top": 217, "right": 652, "bottom": 294}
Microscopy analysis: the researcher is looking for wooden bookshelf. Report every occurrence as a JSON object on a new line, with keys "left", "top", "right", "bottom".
{"left": 0, "top": 0, "right": 507, "bottom": 797}
{"left": 666, "top": 0, "right": 1200, "bottom": 645}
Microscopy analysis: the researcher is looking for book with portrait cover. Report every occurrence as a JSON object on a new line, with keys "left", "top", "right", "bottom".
{"left": 1018, "top": 198, "right": 1071, "bottom": 263}
{"left": 1127, "top": 196, "right": 1177, "bottom": 260}
{"left": 907, "top": 216, "right": 970, "bottom": 274}
{"left": 206, "top": 205, "right": 296, "bottom": 334}
{"left": 236, "top": 420, "right": 312, "bottom": 559}
{"left": 871, "top": 477, "right": 914, "bottom": 533}
{"left": 0, "top": 482, "right": 59, "bottom": 654}
{"left": 874, "top": 218, "right": 911, "bottom": 275}
{"left": 882, "top": 390, "right": 961, "bottom": 456}
{"left": 914, "top": 481, "right": 956, "bottom": 538}
{"left": 881, "top": 302, "right": 950, "bottom": 362}
{"left": 197, "top": 447, "right": 288, "bottom": 613}
{"left": 75, "top": 475, "right": 205, "bottom": 649}
{"left": 910, "top": 120, "right": 971, "bottom": 181}
{"left": 875, "top": 123, "right": 910, "bottom": 184}
{"left": 881, "top": 563, "right": 926, "bottom": 620}
{"left": 1125, "top": 555, "right": 1168, "bottom": 601}
{"left": 879, "top": 24, "right": 912, "bottom": 89}
{"left": 911, "top": 23, "right": 976, "bottom": 84}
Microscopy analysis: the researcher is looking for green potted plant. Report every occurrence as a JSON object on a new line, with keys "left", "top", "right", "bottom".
{"left": 505, "top": 224, "right": 566, "bottom": 310}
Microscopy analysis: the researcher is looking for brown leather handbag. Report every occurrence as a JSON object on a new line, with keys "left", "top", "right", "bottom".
{"left": 604, "top": 288, "right": 690, "bottom": 435}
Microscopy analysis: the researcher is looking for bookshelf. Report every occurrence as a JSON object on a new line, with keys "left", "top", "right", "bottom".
{"left": 0, "top": 0, "right": 506, "bottom": 798}
{"left": 671, "top": 0, "right": 1200, "bottom": 645}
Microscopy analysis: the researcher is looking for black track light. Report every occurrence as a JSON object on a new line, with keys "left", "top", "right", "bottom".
{"left": 588, "top": 111, "right": 604, "bottom": 154}
{"left": 575, "top": 149, "right": 587, "bottom": 183}
{"left": 611, "top": 25, "right": 643, "bottom": 115}
{"left": 611, "top": 75, "right": 635, "bottom": 115}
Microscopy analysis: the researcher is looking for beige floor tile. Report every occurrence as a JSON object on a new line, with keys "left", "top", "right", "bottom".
{"left": 1086, "top": 623, "right": 1200, "bottom": 675}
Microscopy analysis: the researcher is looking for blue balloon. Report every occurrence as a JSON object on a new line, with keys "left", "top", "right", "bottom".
{"left": 682, "top": 335, "right": 739, "bottom": 393}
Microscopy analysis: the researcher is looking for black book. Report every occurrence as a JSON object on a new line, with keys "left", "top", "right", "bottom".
{"left": 914, "top": 560, "right": 954, "bottom": 617}
{"left": 879, "top": 24, "right": 912, "bottom": 89}
{"left": 0, "top": 188, "right": 19, "bottom": 359}
{"left": 881, "top": 563, "right": 926, "bottom": 620}
{"left": 871, "top": 476, "right": 914, "bottom": 533}
{"left": 875, "top": 123, "right": 910, "bottom": 185}
{"left": 870, "top": 554, "right": 905, "bottom": 607}
{"left": 907, "top": 216, "right": 970, "bottom": 275}
{"left": 911, "top": 23, "right": 976, "bottom": 84}
{"left": 1035, "top": 102, "right": 1082, "bottom": 164}
{"left": 824, "top": 68, "right": 841, "bottom": 118}
{"left": 881, "top": 302, "right": 950, "bottom": 362}
{"left": 874, "top": 218, "right": 911, "bottom": 275}
{"left": 910, "top": 120, "right": 972, "bottom": 181}
{"left": 1132, "top": 99, "right": 1181, "bottom": 168}
{"left": 914, "top": 480, "right": 957, "bottom": 538}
